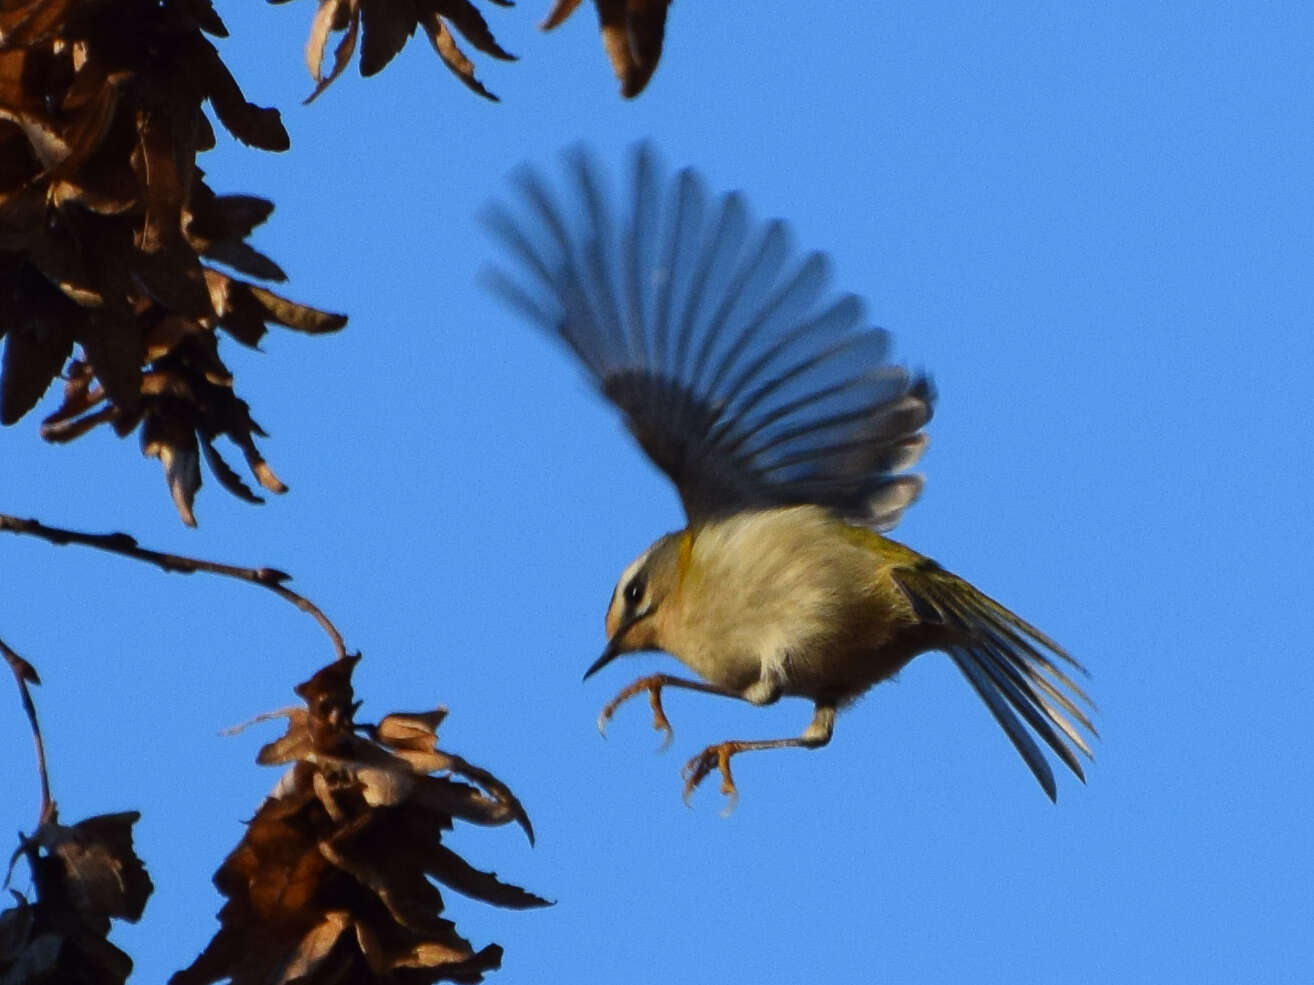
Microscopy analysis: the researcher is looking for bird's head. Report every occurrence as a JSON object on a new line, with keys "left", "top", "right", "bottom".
{"left": 585, "top": 530, "right": 690, "bottom": 680}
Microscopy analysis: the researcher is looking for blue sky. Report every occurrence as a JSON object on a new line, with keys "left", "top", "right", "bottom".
{"left": 3, "top": 2, "right": 1312, "bottom": 982}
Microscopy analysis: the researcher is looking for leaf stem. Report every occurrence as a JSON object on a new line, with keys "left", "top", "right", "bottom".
{"left": 1, "top": 637, "right": 54, "bottom": 826}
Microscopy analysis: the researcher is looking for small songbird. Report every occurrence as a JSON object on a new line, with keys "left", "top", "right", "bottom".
{"left": 485, "top": 144, "right": 1095, "bottom": 807}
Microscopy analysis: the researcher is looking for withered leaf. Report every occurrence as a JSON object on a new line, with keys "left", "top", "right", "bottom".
{"left": 205, "top": 270, "right": 348, "bottom": 346}
{"left": 175, "top": 0, "right": 230, "bottom": 38}
{"left": 434, "top": 754, "right": 534, "bottom": 845}
{"left": 0, "top": 272, "right": 77, "bottom": 425}
{"left": 424, "top": 844, "right": 552, "bottom": 910}
{"left": 542, "top": 0, "right": 672, "bottom": 97}
{"left": 0, "top": 122, "right": 42, "bottom": 192}
{"left": 359, "top": 0, "right": 418, "bottom": 77}
{"left": 200, "top": 239, "right": 287, "bottom": 281}
{"left": 174, "top": 657, "right": 547, "bottom": 985}
{"left": 409, "top": 942, "right": 503, "bottom": 983}
{"left": 39, "top": 363, "right": 117, "bottom": 443}
{"left": 256, "top": 709, "right": 314, "bottom": 766}
{"left": 141, "top": 406, "right": 204, "bottom": 525}
{"left": 2, "top": 809, "right": 153, "bottom": 985}
{"left": 43, "top": 73, "right": 124, "bottom": 180}
{"left": 186, "top": 190, "right": 276, "bottom": 245}
{"left": 198, "top": 433, "right": 266, "bottom": 503}
{"left": 0, "top": 895, "right": 39, "bottom": 967}
{"left": 76, "top": 311, "right": 144, "bottom": 417}
{"left": 187, "top": 34, "right": 290, "bottom": 151}
{"left": 186, "top": 188, "right": 287, "bottom": 278}
{"left": 409, "top": 774, "right": 534, "bottom": 842}
{"left": 376, "top": 710, "right": 449, "bottom": 752}
{"left": 279, "top": 909, "right": 353, "bottom": 981}
{"left": 42, "top": 812, "right": 154, "bottom": 923}
{"left": 436, "top": 0, "right": 515, "bottom": 60}
{"left": 540, "top": 0, "right": 582, "bottom": 30}
{"left": 245, "top": 283, "right": 348, "bottom": 334}
{"left": 0, "top": 0, "right": 79, "bottom": 47}
{"left": 132, "top": 111, "right": 215, "bottom": 319}
{"left": 0, "top": 646, "right": 40, "bottom": 685}
{"left": 422, "top": 13, "right": 498, "bottom": 101}
{"left": 305, "top": 0, "right": 358, "bottom": 102}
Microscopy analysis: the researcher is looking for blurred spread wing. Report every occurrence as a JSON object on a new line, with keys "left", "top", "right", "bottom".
{"left": 484, "top": 143, "right": 935, "bottom": 529}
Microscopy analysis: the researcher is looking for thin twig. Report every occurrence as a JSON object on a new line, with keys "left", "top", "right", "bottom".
{"left": 1, "top": 638, "right": 54, "bottom": 826}
{"left": 0, "top": 514, "right": 347, "bottom": 660}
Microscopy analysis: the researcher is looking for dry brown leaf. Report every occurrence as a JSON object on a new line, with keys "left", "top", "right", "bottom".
{"left": 0, "top": 0, "right": 78, "bottom": 48}
{"left": 306, "top": 0, "right": 357, "bottom": 101}
{"left": 187, "top": 34, "right": 291, "bottom": 151}
{"left": 422, "top": 12, "right": 498, "bottom": 101}
{"left": 186, "top": 189, "right": 287, "bottom": 280}
{"left": 435, "top": 0, "right": 514, "bottom": 60}
{"left": 360, "top": 0, "right": 417, "bottom": 76}
{"left": 542, "top": 0, "right": 671, "bottom": 97}
{"left": 0, "top": 268, "right": 77, "bottom": 425}
{"left": 172, "top": 656, "right": 549, "bottom": 985}
{"left": 1, "top": 811, "right": 153, "bottom": 985}
{"left": 42, "top": 814, "right": 154, "bottom": 923}
{"left": 176, "top": 0, "right": 230, "bottom": 39}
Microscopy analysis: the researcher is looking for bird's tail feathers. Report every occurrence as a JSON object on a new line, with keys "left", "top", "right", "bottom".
{"left": 894, "top": 563, "right": 1095, "bottom": 801}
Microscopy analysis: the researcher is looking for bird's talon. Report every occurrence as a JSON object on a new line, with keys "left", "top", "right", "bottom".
{"left": 597, "top": 676, "right": 678, "bottom": 749}
{"left": 648, "top": 687, "right": 674, "bottom": 751}
{"left": 716, "top": 746, "right": 740, "bottom": 814}
{"left": 681, "top": 744, "right": 741, "bottom": 811}
{"left": 680, "top": 749, "right": 714, "bottom": 804}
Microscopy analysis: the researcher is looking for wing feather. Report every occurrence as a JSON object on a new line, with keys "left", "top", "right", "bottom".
{"left": 485, "top": 143, "right": 934, "bottom": 527}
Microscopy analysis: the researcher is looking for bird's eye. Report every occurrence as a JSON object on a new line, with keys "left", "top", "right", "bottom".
{"left": 624, "top": 575, "right": 646, "bottom": 606}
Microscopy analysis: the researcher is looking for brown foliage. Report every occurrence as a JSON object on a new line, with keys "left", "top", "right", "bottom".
{"left": 172, "top": 656, "right": 548, "bottom": 985}
{"left": 541, "top": 0, "right": 671, "bottom": 97}
{"left": 0, "top": 811, "right": 153, "bottom": 985}
{"left": 0, "top": 0, "right": 346, "bottom": 525}
{"left": 291, "top": 0, "right": 517, "bottom": 102}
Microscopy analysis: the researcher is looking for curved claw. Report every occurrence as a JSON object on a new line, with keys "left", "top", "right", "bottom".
{"left": 654, "top": 724, "right": 673, "bottom": 753}
{"left": 681, "top": 743, "right": 740, "bottom": 814}
{"left": 648, "top": 688, "right": 674, "bottom": 751}
{"left": 596, "top": 675, "right": 676, "bottom": 748}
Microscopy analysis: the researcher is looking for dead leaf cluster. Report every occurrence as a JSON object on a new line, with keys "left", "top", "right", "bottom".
{"left": 0, "top": 810, "right": 153, "bottom": 985}
{"left": 0, "top": 0, "right": 346, "bottom": 525}
{"left": 291, "top": 0, "right": 674, "bottom": 101}
{"left": 172, "top": 655, "right": 548, "bottom": 985}
{"left": 293, "top": 0, "right": 516, "bottom": 102}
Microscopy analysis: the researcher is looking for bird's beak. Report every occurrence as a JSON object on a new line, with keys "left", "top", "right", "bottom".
{"left": 583, "top": 635, "right": 623, "bottom": 681}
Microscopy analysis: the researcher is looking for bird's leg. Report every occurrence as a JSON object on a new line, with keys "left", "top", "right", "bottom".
{"left": 598, "top": 674, "right": 741, "bottom": 749}
{"left": 682, "top": 702, "right": 837, "bottom": 812}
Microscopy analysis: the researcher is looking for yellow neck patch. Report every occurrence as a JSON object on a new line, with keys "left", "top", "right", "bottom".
{"left": 676, "top": 529, "right": 695, "bottom": 579}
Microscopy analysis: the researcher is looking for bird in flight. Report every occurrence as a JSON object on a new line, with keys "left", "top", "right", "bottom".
{"left": 485, "top": 144, "right": 1095, "bottom": 808}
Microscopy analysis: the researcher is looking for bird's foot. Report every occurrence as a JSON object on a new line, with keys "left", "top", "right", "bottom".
{"left": 682, "top": 742, "right": 741, "bottom": 815}
{"left": 597, "top": 675, "right": 674, "bottom": 750}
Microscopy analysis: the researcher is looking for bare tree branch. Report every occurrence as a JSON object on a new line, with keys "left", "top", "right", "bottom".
{"left": 0, "top": 514, "right": 347, "bottom": 661}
